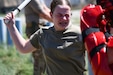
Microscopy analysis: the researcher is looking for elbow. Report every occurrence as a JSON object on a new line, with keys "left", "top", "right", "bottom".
{"left": 16, "top": 46, "right": 31, "bottom": 54}
{"left": 17, "top": 48, "right": 29, "bottom": 54}
{"left": 17, "top": 46, "right": 35, "bottom": 54}
{"left": 15, "top": 41, "right": 35, "bottom": 54}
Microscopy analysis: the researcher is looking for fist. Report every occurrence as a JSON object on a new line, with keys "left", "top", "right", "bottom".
{"left": 4, "top": 12, "right": 15, "bottom": 26}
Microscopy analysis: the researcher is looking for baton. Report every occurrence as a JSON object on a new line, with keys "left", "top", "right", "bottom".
{"left": 4, "top": 0, "right": 31, "bottom": 24}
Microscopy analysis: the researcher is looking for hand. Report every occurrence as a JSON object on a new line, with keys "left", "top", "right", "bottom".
{"left": 4, "top": 12, "right": 15, "bottom": 27}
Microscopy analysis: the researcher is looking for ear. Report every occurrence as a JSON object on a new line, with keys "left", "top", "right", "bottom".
{"left": 50, "top": 12, "right": 53, "bottom": 18}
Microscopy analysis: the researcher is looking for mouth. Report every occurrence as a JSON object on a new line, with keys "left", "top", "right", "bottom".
{"left": 59, "top": 22, "right": 68, "bottom": 27}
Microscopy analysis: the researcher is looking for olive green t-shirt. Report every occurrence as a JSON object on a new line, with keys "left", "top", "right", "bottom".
{"left": 30, "top": 24, "right": 86, "bottom": 75}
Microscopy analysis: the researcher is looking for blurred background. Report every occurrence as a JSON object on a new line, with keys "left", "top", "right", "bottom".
{"left": 0, "top": 0, "right": 96, "bottom": 13}
{"left": 0, "top": 0, "right": 96, "bottom": 75}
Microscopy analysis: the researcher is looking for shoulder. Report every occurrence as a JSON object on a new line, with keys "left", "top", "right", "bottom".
{"left": 65, "top": 24, "right": 83, "bottom": 41}
{"left": 72, "top": 25, "right": 81, "bottom": 34}
{"left": 65, "top": 24, "right": 81, "bottom": 34}
{"left": 40, "top": 26, "right": 52, "bottom": 31}
{"left": 38, "top": 26, "right": 53, "bottom": 34}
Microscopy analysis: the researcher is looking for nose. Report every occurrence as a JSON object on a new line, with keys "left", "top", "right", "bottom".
{"left": 62, "top": 16, "right": 67, "bottom": 20}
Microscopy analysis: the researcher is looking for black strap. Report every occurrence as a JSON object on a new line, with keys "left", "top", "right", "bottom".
{"left": 90, "top": 43, "right": 106, "bottom": 59}
{"left": 82, "top": 28, "right": 100, "bottom": 42}
{"left": 104, "top": 32, "right": 112, "bottom": 42}
{"left": 16, "top": 7, "right": 21, "bottom": 12}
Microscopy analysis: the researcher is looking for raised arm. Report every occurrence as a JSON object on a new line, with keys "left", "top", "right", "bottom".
{"left": 4, "top": 13, "right": 36, "bottom": 53}
{"left": 30, "top": 0, "right": 52, "bottom": 22}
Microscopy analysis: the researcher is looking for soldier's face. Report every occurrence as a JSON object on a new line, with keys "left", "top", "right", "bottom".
{"left": 51, "top": 4, "right": 72, "bottom": 31}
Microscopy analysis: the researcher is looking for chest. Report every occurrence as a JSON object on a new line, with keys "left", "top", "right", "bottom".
{"left": 41, "top": 32, "right": 83, "bottom": 58}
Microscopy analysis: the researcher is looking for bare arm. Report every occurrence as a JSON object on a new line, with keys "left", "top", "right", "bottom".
{"left": 39, "top": 3, "right": 52, "bottom": 22}
{"left": 30, "top": 0, "right": 52, "bottom": 22}
{"left": 4, "top": 13, "right": 36, "bottom": 53}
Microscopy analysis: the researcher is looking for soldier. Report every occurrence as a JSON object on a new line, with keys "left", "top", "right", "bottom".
{"left": 4, "top": 0, "right": 86, "bottom": 75}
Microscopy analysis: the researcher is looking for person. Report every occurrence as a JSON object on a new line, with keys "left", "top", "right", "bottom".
{"left": 4, "top": 0, "right": 86, "bottom": 75}
{"left": 80, "top": 0, "right": 113, "bottom": 75}
{"left": 24, "top": 0, "right": 52, "bottom": 75}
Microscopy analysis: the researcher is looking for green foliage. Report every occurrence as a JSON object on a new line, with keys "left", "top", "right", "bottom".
{"left": 0, "top": 45, "right": 33, "bottom": 75}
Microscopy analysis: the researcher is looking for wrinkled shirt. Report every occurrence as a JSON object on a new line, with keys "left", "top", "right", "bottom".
{"left": 30, "top": 24, "right": 86, "bottom": 75}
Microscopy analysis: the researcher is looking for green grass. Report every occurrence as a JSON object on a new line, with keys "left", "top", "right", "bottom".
{"left": 0, "top": 45, "right": 33, "bottom": 75}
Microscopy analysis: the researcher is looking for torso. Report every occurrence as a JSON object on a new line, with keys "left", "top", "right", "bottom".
{"left": 30, "top": 25, "right": 86, "bottom": 75}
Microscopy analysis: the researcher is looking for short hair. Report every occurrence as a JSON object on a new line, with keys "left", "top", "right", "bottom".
{"left": 50, "top": 0, "right": 71, "bottom": 13}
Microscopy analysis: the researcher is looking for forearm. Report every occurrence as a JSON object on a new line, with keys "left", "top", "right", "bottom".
{"left": 42, "top": 4, "right": 53, "bottom": 22}
{"left": 39, "top": 11, "right": 52, "bottom": 22}
{"left": 7, "top": 24, "right": 36, "bottom": 53}
{"left": 31, "top": 0, "right": 52, "bottom": 22}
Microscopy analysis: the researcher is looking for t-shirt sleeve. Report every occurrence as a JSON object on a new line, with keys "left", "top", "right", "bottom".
{"left": 29, "top": 30, "right": 40, "bottom": 49}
